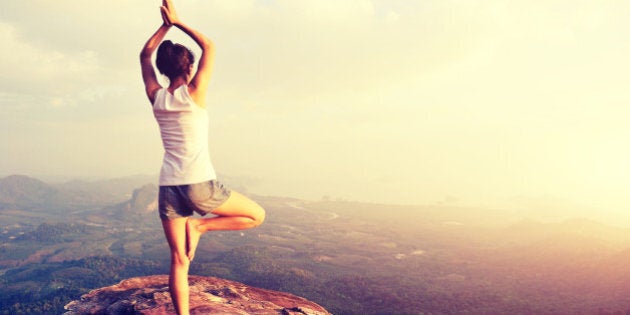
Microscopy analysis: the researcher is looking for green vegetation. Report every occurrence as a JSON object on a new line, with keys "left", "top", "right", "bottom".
{"left": 0, "top": 256, "right": 163, "bottom": 314}
{"left": 18, "top": 222, "right": 88, "bottom": 243}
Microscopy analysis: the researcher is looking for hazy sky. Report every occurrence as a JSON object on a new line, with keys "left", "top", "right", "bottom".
{"left": 1, "top": 1, "right": 629, "bottom": 219}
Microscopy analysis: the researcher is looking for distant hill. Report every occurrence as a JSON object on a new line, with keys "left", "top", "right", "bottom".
{"left": 54, "top": 174, "right": 158, "bottom": 203}
{"left": 120, "top": 184, "right": 158, "bottom": 215}
{"left": 0, "top": 175, "right": 59, "bottom": 207}
{"left": 0, "top": 174, "right": 154, "bottom": 212}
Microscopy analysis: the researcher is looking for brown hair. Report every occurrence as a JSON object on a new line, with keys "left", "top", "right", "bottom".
{"left": 156, "top": 40, "right": 195, "bottom": 81}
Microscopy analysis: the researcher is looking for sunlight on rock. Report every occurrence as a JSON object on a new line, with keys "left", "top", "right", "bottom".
{"left": 64, "top": 275, "right": 331, "bottom": 315}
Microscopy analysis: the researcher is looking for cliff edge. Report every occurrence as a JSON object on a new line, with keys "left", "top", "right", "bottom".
{"left": 64, "top": 275, "right": 331, "bottom": 315}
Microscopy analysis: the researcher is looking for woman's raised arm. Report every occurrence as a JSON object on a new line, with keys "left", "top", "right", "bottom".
{"left": 140, "top": 14, "right": 171, "bottom": 104}
{"left": 161, "top": 0, "right": 215, "bottom": 106}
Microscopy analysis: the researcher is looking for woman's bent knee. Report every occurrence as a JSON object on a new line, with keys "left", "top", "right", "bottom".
{"left": 248, "top": 203, "right": 265, "bottom": 227}
{"left": 254, "top": 206, "right": 265, "bottom": 226}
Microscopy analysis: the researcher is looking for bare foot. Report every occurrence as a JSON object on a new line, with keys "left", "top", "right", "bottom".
{"left": 186, "top": 218, "right": 202, "bottom": 261}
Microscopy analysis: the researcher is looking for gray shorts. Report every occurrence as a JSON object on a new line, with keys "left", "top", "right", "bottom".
{"left": 158, "top": 180, "right": 232, "bottom": 220}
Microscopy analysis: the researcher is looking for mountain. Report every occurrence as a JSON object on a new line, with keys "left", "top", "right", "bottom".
{"left": 54, "top": 174, "right": 158, "bottom": 203}
{"left": 64, "top": 275, "right": 331, "bottom": 315}
{"left": 123, "top": 184, "right": 158, "bottom": 215}
{"left": 0, "top": 174, "right": 126, "bottom": 211}
{"left": 0, "top": 175, "right": 59, "bottom": 208}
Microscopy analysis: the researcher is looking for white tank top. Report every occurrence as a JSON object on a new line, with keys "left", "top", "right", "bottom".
{"left": 152, "top": 85, "right": 216, "bottom": 186}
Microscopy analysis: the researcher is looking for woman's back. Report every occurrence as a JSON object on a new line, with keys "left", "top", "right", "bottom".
{"left": 153, "top": 85, "right": 215, "bottom": 186}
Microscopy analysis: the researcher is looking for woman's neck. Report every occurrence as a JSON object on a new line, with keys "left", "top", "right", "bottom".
{"left": 168, "top": 76, "right": 188, "bottom": 93}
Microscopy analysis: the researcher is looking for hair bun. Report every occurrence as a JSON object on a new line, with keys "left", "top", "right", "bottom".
{"left": 158, "top": 40, "right": 174, "bottom": 55}
{"left": 156, "top": 40, "right": 195, "bottom": 81}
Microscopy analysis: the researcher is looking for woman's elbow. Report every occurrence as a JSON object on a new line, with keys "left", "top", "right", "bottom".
{"left": 200, "top": 38, "right": 214, "bottom": 51}
{"left": 139, "top": 50, "right": 152, "bottom": 60}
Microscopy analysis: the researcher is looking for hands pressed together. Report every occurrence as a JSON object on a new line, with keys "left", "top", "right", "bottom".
{"left": 160, "top": 0, "right": 180, "bottom": 26}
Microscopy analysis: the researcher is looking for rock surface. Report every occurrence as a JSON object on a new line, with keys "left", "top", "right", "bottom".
{"left": 64, "top": 275, "right": 331, "bottom": 315}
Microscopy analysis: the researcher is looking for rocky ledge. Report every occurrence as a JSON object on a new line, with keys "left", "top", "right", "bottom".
{"left": 64, "top": 275, "right": 330, "bottom": 315}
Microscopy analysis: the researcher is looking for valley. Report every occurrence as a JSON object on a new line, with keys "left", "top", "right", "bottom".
{"left": 1, "top": 175, "right": 630, "bottom": 314}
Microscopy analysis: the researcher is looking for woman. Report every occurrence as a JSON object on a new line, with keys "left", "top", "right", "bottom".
{"left": 140, "top": 1, "right": 265, "bottom": 314}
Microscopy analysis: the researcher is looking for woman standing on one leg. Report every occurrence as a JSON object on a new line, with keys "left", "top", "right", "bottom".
{"left": 139, "top": 1, "right": 265, "bottom": 314}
